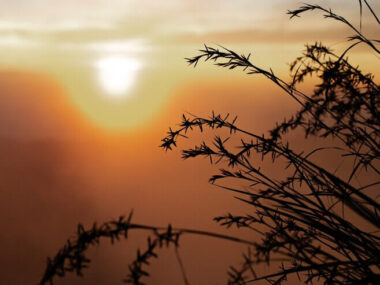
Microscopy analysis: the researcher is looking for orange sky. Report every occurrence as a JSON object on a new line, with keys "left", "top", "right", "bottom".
{"left": 0, "top": 1, "right": 379, "bottom": 284}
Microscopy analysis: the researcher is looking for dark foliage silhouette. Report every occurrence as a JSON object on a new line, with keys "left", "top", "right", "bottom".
{"left": 40, "top": 1, "right": 380, "bottom": 284}
{"left": 39, "top": 212, "right": 253, "bottom": 285}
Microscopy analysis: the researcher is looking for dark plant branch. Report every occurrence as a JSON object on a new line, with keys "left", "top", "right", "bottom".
{"left": 162, "top": 2, "right": 380, "bottom": 283}
{"left": 39, "top": 212, "right": 255, "bottom": 285}
{"left": 287, "top": 3, "right": 380, "bottom": 54}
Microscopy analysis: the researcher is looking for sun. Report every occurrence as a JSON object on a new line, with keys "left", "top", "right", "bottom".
{"left": 96, "top": 56, "right": 142, "bottom": 97}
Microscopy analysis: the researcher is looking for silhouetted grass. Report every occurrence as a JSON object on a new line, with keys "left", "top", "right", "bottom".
{"left": 40, "top": 1, "right": 380, "bottom": 284}
{"left": 39, "top": 213, "right": 254, "bottom": 285}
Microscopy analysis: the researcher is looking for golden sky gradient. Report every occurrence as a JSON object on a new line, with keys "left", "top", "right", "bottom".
{"left": 0, "top": 1, "right": 379, "bottom": 284}
{"left": 0, "top": 0, "right": 378, "bottom": 130}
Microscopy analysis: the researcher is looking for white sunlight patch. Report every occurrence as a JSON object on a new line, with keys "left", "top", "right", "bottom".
{"left": 96, "top": 56, "right": 142, "bottom": 97}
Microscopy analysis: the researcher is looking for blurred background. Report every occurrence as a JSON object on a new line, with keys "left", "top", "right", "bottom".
{"left": 0, "top": 0, "right": 379, "bottom": 284}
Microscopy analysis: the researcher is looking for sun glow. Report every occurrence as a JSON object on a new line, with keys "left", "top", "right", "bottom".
{"left": 96, "top": 56, "right": 142, "bottom": 97}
